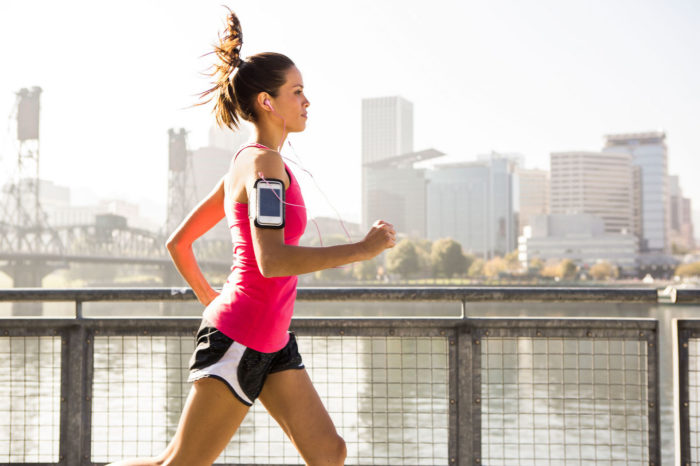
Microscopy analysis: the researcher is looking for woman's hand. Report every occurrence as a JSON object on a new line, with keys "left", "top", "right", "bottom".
{"left": 359, "top": 220, "right": 396, "bottom": 260}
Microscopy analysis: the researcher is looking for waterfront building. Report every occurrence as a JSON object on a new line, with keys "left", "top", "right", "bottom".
{"left": 550, "top": 151, "right": 634, "bottom": 235}
{"left": 361, "top": 96, "right": 414, "bottom": 232}
{"left": 518, "top": 214, "right": 638, "bottom": 275}
{"left": 668, "top": 175, "right": 695, "bottom": 251}
{"left": 603, "top": 132, "right": 669, "bottom": 252}
{"left": 515, "top": 167, "right": 549, "bottom": 235}
{"left": 427, "top": 153, "right": 517, "bottom": 258}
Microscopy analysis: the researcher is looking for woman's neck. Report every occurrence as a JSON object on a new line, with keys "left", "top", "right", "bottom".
{"left": 252, "top": 122, "right": 287, "bottom": 152}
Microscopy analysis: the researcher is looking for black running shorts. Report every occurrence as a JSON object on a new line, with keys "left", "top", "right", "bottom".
{"left": 187, "top": 319, "right": 305, "bottom": 406}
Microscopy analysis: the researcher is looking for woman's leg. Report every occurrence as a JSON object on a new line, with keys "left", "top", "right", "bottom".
{"left": 108, "top": 377, "right": 250, "bottom": 466}
{"left": 258, "top": 368, "right": 347, "bottom": 466}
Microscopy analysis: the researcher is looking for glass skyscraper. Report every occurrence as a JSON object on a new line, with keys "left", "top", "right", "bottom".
{"left": 426, "top": 154, "right": 517, "bottom": 258}
{"left": 603, "top": 132, "right": 669, "bottom": 252}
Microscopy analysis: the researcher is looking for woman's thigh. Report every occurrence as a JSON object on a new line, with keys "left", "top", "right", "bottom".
{"left": 161, "top": 377, "right": 250, "bottom": 466}
{"left": 258, "top": 368, "right": 346, "bottom": 465}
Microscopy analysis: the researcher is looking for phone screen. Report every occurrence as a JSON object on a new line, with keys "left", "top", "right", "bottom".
{"left": 259, "top": 187, "right": 282, "bottom": 217}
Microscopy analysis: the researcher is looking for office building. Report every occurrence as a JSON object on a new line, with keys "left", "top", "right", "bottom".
{"left": 518, "top": 214, "right": 638, "bottom": 275}
{"left": 361, "top": 96, "right": 413, "bottom": 165}
{"left": 669, "top": 175, "right": 695, "bottom": 251}
{"left": 427, "top": 153, "right": 517, "bottom": 258}
{"left": 603, "top": 132, "right": 669, "bottom": 252}
{"left": 550, "top": 151, "right": 634, "bottom": 235}
{"left": 515, "top": 168, "right": 549, "bottom": 235}
{"left": 361, "top": 96, "right": 414, "bottom": 231}
{"left": 364, "top": 149, "right": 443, "bottom": 239}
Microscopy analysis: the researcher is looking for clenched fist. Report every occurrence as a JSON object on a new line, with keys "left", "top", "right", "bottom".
{"left": 359, "top": 220, "right": 396, "bottom": 260}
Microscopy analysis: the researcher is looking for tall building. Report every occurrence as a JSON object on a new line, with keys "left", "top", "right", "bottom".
{"left": 515, "top": 168, "right": 549, "bottom": 235}
{"left": 550, "top": 151, "right": 634, "bottom": 235}
{"left": 668, "top": 175, "right": 695, "bottom": 252}
{"left": 361, "top": 96, "right": 414, "bottom": 231}
{"left": 427, "top": 153, "right": 517, "bottom": 258}
{"left": 361, "top": 96, "right": 413, "bottom": 165}
{"left": 364, "top": 149, "right": 443, "bottom": 239}
{"left": 603, "top": 132, "right": 669, "bottom": 252}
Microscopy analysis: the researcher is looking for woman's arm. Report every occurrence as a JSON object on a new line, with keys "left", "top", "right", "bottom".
{"left": 254, "top": 226, "right": 392, "bottom": 277}
{"left": 246, "top": 152, "right": 395, "bottom": 278}
{"left": 165, "top": 175, "right": 226, "bottom": 306}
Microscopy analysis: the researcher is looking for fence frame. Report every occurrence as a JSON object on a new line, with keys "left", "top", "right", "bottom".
{"left": 1, "top": 286, "right": 696, "bottom": 465}
{"left": 677, "top": 319, "right": 700, "bottom": 465}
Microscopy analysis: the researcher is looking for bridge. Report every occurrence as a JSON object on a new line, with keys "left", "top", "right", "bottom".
{"left": 0, "top": 218, "right": 230, "bottom": 314}
{"left": 1, "top": 89, "right": 226, "bottom": 314}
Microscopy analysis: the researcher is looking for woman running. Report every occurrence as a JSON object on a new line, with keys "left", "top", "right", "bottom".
{"left": 109, "top": 8, "right": 395, "bottom": 466}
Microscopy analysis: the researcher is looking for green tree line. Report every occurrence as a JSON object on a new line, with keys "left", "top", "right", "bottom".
{"left": 306, "top": 236, "right": 648, "bottom": 283}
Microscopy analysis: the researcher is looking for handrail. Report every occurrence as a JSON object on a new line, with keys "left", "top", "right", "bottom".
{"left": 1, "top": 285, "right": 691, "bottom": 303}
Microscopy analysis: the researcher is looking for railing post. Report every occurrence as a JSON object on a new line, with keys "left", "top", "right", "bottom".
{"left": 456, "top": 314, "right": 476, "bottom": 466}
{"left": 59, "top": 319, "right": 90, "bottom": 465}
{"left": 679, "top": 324, "right": 692, "bottom": 465}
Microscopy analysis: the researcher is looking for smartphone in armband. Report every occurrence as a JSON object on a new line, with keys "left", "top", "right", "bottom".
{"left": 248, "top": 178, "right": 285, "bottom": 229}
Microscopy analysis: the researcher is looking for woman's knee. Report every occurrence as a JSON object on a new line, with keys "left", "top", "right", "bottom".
{"left": 307, "top": 433, "right": 346, "bottom": 466}
{"left": 331, "top": 434, "right": 347, "bottom": 465}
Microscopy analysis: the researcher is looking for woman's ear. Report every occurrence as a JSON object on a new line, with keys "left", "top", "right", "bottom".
{"left": 257, "top": 92, "right": 272, "bottom": 112}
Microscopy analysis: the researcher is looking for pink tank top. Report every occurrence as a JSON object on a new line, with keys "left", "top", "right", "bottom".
{"left": 202, "top": 143, "right": 307, "bottom": 353}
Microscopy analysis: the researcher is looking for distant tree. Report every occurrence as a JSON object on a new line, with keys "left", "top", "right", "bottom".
{"left": 352, "top": 256, "right": 379, "bottom": 281}
{"left": 411, "top": 239, "right": 433, "bottom": 277}
{"left": 590, "top": 261, "right": 619, "bottom": 280}
{"left": 386, "top": 239, "right": 420, "bottom": 279}
{"left": 431, "top": 238, "right": 470, "bottom": 278}
{"left": 468, "top": 258, "right": 485, "bottom": 278}
{"left": 504, "top": 250, "right": 521, "bottom": 272}
{"left": 676, "top": 261, "right": 700, "bottom": 277}
{"left": 413, "top": 238, "right": 433, "bottom": 255}
{"left": 558, "top": 259, "right": 578, "bottom": 280}
{"left": 540, "top": 264, "right": 559, "bottom": 279}
{"left": 483, "top": 256, "right": 507, "bottom": 278}
{"left": 528, "top": 257, "right": 544, "bottom": 273}
{"left": 540, "top": 259, "right": 578, "bottom": 280}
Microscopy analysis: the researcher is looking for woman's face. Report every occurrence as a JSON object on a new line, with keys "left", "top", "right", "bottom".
{"left": 269, "top": 66, "right": 310, "bottom": 132}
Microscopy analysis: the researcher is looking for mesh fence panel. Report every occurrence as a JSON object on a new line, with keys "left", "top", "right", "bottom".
{"left": 91, "top": 335, "right": 193, "bottom": 460}
{"left": 91, "top": 334, "right": 450, "bottom": 465}
{"left": 0, "top": 336, "right": 61, "bottom": 463}
{"left": 481, "top": 337, "right": 649, "bottom": 465}
{"left": 686, "top": 338, "right": 700, "bottom": 463}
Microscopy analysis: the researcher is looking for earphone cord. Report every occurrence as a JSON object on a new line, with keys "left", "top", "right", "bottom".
{"left": 264, "top": 103, "right": 355, "bottom": 246}
{"left": 267, "top": 101, "right": 286, "bottom": 154}
{"left": 283, "top": 140, "right": 354, "bottom": 243}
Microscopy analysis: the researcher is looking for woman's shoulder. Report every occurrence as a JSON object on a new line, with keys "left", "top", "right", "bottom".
{"left": 234, "top": 145, "right": 282, "bottom": 165}
{"left": 234, "top": 146, "right": 285, "bottom": 175}
{"left": 230, "top": 146, "right": 289, "bottom": 188}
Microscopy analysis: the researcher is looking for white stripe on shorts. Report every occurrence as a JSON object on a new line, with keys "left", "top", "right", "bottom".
{"left": 187, "top": 340, "right": 253, "bottom": 405}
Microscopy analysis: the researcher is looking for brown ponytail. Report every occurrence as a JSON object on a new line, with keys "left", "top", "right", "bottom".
{"left": 197, "top": 7, "right": 295, "bottom": 131}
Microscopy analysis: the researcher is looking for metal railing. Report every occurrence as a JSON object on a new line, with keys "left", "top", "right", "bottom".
{"left": 1, "top": 286, "right": 699, "bottom": 465}
{"left": 676, "top": 320, "right": 700, "bottom": 465}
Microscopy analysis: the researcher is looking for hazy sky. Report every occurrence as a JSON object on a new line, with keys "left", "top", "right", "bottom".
{"left": 1, "top": 0, "right": 699, "bottom": 228}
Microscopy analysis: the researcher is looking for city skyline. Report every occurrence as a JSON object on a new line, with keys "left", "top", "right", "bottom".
{"left": 1, "top": 1, "right": 699, "bottom": 233}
